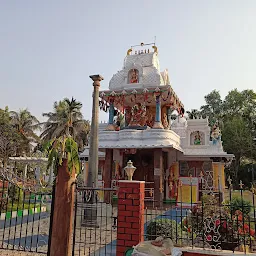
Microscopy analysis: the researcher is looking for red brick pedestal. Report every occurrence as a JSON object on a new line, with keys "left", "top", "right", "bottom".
{"left": 116, "top": 180, "right": 145, "bottom": 256}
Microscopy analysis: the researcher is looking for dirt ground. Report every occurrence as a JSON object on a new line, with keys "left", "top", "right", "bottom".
{"left": 0, "top": 250, "right": 42, "bottom": 255}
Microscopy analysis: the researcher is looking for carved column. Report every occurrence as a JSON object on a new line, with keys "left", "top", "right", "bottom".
{"left": 153, "top": 95, "right": 163, "bottom": 129}
{"left": 88, "top": 74, "right": 103, "bottom": 187}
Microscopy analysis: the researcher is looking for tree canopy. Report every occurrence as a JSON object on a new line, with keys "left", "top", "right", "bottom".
{"left": 0, "top": 97, "right": 90, "bottom": 167}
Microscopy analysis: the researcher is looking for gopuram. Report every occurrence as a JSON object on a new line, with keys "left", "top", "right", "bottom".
{"left": 92, "top": 43, "right": 233, "bottom": 205}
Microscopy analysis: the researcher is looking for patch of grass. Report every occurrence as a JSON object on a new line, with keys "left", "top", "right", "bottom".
{"left": 224, "top": 190, "right": 254, "bottom": 205}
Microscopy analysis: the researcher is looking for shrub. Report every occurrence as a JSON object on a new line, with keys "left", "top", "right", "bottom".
{"left": 146, "top": 219, "right": 181, "bottom": 241}
{"left": 8, "top": 185, "right": 24, "bottom": 202}
{"left": 0, "top": 197, "right": 7, "bottom": 211}
{"left": 225, "top": 196, "right": 252, "bottom": 216}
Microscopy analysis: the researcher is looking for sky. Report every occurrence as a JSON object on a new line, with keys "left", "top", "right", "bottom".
{"left": 0, "top": 0, "right": 256, "bottom": 122}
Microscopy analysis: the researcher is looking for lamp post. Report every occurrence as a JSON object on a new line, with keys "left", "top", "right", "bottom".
{"left": 124, "top": 160, "right": 136, "bottom": 181}
{"left": 83, "top": 74, "right": 103, "bottom": 227}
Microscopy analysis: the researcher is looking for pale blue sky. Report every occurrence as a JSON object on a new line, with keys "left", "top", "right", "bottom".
{"left": 0, "top": 1, "right": 256, "bottom": 122}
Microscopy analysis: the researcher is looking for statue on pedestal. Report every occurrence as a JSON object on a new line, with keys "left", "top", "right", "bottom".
{"left": 211, "top": 124, "right": 221, "bottom": 145}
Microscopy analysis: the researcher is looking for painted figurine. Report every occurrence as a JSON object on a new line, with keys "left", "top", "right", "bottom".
{"left": 162, "top": 113, "right": 169, "bottom": 129}
{"left": 194, "top": 131, "right": 201, "bottom": 145}
{"left": 130, "top": 69, "right": 138, "bottom": 83}
{"left": 211, "top": 124, "right": 221, "bottom": 145}
{"left": 168, "top": 168, "right": 178, "bottom": 200}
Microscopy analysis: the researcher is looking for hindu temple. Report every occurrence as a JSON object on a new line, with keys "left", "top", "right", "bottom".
{"left": 87, "top": 43, "right": 233, "bottom": 206}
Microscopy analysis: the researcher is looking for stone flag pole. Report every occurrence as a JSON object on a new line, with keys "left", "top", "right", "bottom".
{"left": 87, "top": 75, "right": 104, "bottom": 187}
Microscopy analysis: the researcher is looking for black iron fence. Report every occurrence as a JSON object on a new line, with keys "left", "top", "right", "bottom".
{"left": 72, "top": 187, "right": 118, "bottom": 256}
{"left": 0, "top": 178, "right": 53, "bottom": 254}
{"left": 143, "top": 179, "right": 256, "bottom": 254}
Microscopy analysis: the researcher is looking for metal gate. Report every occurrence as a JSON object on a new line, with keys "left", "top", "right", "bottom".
{"left": 0, "top": 169, "right": 54, "bottom": 255}
{"left": 72, "top": 186, "right": 118, "bottom": 256}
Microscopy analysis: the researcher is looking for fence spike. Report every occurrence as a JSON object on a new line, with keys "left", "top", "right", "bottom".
{"left": 228, "top": 176, "right": 232, "bottom": 186}
{"left": 239, "top": 180, "right": 244, "bottom": 189}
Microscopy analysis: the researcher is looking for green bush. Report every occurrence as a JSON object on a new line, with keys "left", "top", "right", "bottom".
{"left": 8, "top": 185, "right": 24, "bottom": 202}
{"left": 225, "top": 196, "right": 252, "bottom": 216}
{"left": 146, "top": 219, "right": 181, "bottom": 241}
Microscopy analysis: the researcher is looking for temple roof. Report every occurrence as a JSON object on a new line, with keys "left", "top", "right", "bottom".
{"left": 99, "top": 44, "right": 184, "bottom": 110}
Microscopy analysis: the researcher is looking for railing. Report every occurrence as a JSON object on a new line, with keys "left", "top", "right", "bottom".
{"left": 0, "top": 178, "right": 53, "bottom": 254}
{"left": 143, "top": 178, "right": 256, "bottom": 254}
{"left": 72, "top": 187, "right": 118, "bottom": 256}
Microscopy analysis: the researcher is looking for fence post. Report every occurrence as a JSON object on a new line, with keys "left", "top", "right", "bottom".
{"left": 116, "top": 180, "right": 145, "bottom": 256}
{"left": 49, "top": 159, "right": 75, "bottom": 256}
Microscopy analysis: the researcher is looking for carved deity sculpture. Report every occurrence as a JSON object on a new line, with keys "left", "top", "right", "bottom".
{"left": 168, "top": 166, "right": 178, "bottom": 200}
{"left": 211, "top": 124, "right": 221, "bottom": 145}
{"left": 146, "top": 108, "right": 155, "bottom": 127}
{"left": 130, "top": 69, "right": 138, "bottom": 83}
{"left": 129, "top": 103, "right": 146, "bottom": 126}
{"left": 162, "top": 113, "right": 169, "bottom": 129}
{"left": 194, "top": 131, "right": 201, "bottom": 145}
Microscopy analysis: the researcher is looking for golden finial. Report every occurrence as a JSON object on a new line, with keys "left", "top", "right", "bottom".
{"left": 149, "top": 188, "right": 153, "bottom": 197}
{"left": 127, "top": 48, "right": 132, "bottom": 55}
{"left": 152, "top": 45, "right": 158, "bottom": 53}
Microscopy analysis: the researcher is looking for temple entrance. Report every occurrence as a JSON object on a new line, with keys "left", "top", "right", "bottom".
{"left": 123, "top": 149, "right": 154, "bottom": 182}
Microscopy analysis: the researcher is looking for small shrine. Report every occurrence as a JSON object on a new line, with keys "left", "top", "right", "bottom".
{"left": 96, "top": 43, "right": 233, "bottom": 206}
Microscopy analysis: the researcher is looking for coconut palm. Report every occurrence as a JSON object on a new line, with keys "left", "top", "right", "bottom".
{"left": 41, "top": 97, "right": 90, "bottom": 151}
{"left": 9, "top": 109, "right": 41, "bottom": 154}
{"left": 186, "top": 109, "right": 201, "bottom": 119}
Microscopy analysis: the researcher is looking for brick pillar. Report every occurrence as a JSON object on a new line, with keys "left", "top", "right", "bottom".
{"left": 154, "top": 149, "right": 163, "bottom": 207}
{"left": 116, "top": 180, "right": 145, "bottom": 256}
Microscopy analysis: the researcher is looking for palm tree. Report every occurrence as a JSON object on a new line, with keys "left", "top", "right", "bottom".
{"left": 10, "top": 109, "right": 41, "bottom": 154}
{"left": 41, "top": 97, "right": 90, "bottom": 151}
{"left": 186, "top": 109, "right": 201, "bottom": 119}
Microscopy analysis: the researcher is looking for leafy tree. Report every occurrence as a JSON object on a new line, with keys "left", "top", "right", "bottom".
{"left": 200, "top": 90, "right": 223, "bottom": 126}
{"left": 41, "top": 97, "right": 90, "bottom": 151}
{"left": 222, "top": 116, "right": 253, "bottom": 182}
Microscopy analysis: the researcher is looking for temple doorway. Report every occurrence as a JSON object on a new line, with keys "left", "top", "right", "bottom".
{"left": 123, "top": 149, "right": 154, "bottom": 182}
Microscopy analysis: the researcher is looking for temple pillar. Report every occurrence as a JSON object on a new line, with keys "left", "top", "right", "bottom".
{"left": 104, "top": 148, "right": 113, "bottom": 202}
{"left": 212, "top": 161, "right": 225, "bottom": 201}
{"left": 154, "top": 149, "right": 163, "bottom": 207}
{"left": 153, "top": 95, "right": 163, "bottom": 129}
{"left": 106, "top": 99, "right": 115, "bottom": 131}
